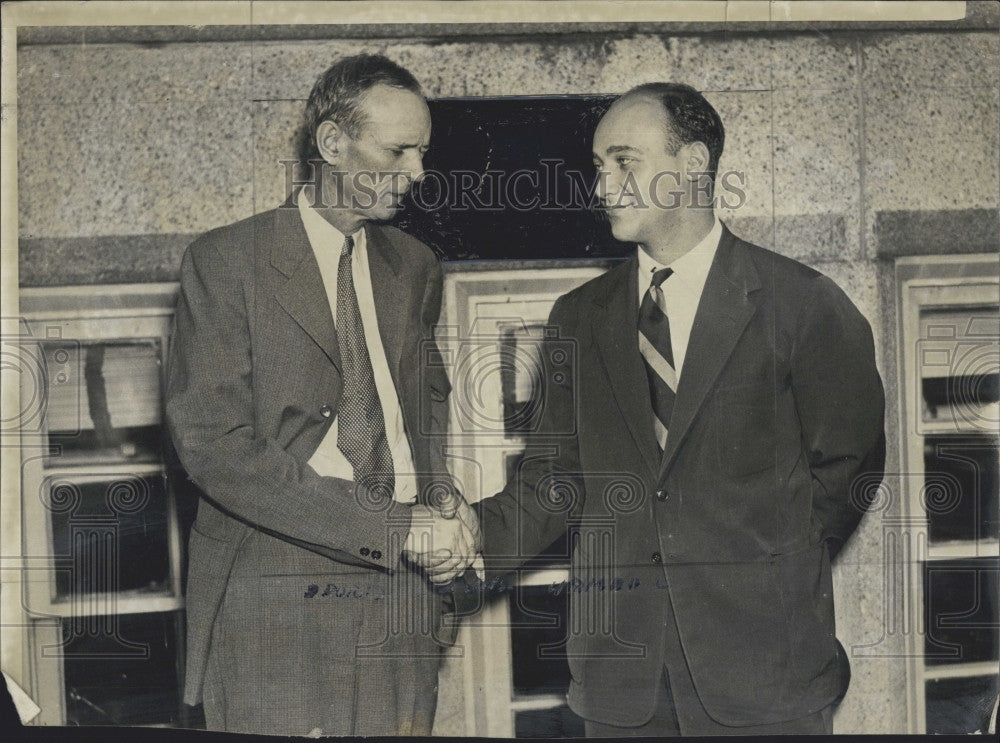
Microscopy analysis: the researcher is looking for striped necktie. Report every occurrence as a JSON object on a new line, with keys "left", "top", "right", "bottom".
{"left": 638, "top": 267, "right": 677, "bottom": 452}
{"left": 336, "top": 235, "right": 395, "bottom": 500}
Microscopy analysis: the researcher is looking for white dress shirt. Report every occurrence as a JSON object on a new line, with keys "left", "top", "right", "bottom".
{"left": 298, "top": 196, "right": 419, "bottom": 503}
{"left": 636, "top": 218, "right": 723, "bottom": 380}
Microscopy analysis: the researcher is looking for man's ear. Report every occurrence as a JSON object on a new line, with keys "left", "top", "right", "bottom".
{"left": 315, "top": 119, "right": 344, "bottom": 166}
{"left": 683, "top": 142, "right": 711, "bottom": 181}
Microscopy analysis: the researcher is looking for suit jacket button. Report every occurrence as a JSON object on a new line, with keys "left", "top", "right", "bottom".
{"left": 651, "top": 552, "right": 662, "bottom": 564}
{"left": 320, "top": 404, "right": 333, "bottom": 419}
{"left": 371, "top": 550, "right": 382, "bottom": 560}
{"left": 360, "top": 547, "right": 370, "bottom": 557}
{"left": 656, "top": 489, "right": 668, "bottom": 502}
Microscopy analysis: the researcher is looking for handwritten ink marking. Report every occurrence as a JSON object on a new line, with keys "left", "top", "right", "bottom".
{"left": 303, "top": 583, "right": 387, "bottom": 599}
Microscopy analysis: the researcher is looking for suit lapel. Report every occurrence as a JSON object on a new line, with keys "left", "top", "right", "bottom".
{"left": 365, "top": 224, "right": 408, "bottom": 389}
{"left": 591, "top": 256, "right": 662, "bottom": 478}
{"left": 657, "top": 227, "right": 761, "bottom": 481}
{"left": 271, "top": 206, "right": 342, "bottom": 371}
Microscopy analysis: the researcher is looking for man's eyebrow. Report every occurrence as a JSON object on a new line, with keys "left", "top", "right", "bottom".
{"left": 371, "top": 131, "right": 427, "bottom": 149}
{"left": 593, "top": 145, "right": 643, "bottom": 159}
{"left": 381, "top": 135, "right": 429, "bottom": 147}
{"left": 604, "top": 145, "right": 642, "bottom": 155}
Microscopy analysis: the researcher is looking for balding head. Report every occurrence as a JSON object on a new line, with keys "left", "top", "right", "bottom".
{"left": 618, "top": 83, "right": 725, "bottom": 177}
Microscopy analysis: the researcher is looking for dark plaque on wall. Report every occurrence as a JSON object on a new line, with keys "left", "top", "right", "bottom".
{"left": 395, "top": 95, "right": 626, "bottom": 262}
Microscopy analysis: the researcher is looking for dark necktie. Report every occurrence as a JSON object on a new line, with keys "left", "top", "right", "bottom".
{"left": 638, "top": 267, "right": 676, "bottom": 452}
{"left": 336, "top": 235, "right": 395, "bottom": 500}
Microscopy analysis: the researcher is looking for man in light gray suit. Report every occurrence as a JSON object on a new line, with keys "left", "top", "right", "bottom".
{"left": 167, "top": 54, "right": 479, "bottom": 736}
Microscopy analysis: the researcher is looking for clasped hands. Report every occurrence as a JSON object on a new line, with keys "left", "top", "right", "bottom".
{"left": 402, "top": 494, "right": 482, "bottom": 584}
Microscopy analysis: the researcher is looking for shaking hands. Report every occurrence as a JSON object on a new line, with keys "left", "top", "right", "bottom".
{"left": 403, "top": 493, "right": 482, "bottom": 584}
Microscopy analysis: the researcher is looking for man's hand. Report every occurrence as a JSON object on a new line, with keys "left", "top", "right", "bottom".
{"left": 430, "top": 487, "right": 482, "bottom": 553}
{"left": 403, "top": 504, "right": 480, "bottom": 584}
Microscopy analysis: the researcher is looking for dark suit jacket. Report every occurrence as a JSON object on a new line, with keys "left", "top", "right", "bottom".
{"left": 480, "top": 225, "right": 886, "bottom": 727}
{"left": 166, "top": 205, "right": 454, "bottom": 706}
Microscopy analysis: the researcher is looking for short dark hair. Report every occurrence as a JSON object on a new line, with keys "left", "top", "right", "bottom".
{"left": 625, "top": 82, "right": 725, "bottom": 177}
{"left": 296, "top": 54, "right": 423, "bottom": 164}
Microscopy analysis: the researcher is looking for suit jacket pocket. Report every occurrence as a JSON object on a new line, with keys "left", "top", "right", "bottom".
{"left": 714, "top": 381, "right": 778, "bottom": 478}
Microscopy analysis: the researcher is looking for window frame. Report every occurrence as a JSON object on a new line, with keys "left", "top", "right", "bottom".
{"left": 895, "top": 254, "right": 999, "bottom": 733}
{"left": 17, "top": 283, "right": 184, "bottom": 725}
{"left": 439, "top": 265, "right": 606, "bottom": 737}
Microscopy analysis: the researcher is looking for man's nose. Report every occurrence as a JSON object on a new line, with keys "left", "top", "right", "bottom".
{"left": 595, "top": 169, "right": 617, "bottom": 202}
{"left": 402, "top": 150, "right": 426, "bottom": 186}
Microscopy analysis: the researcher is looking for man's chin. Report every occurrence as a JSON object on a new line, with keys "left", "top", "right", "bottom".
{"left": 608, "top": 221, "right": 637, "bottom": 244}
{"left": 367, "top": 204, "right": 404, "bottom": 223}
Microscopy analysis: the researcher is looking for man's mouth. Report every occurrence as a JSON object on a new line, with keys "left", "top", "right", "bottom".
{"left": 603, "top": 197, "right": 638, "bottom": 212}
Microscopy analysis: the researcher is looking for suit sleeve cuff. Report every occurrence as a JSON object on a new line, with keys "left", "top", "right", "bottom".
{"left": 341, "top": 491, "right": 414, "bottom": 572}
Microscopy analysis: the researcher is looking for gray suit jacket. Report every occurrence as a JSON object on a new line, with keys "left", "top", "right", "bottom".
{"left": 167, "top": 204, "right": 454, "bottom": 706}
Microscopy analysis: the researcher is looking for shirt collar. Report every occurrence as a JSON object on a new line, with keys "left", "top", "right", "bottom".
{"left": 637, "top": 217, "right": 722, "bottom": 289}
{"left": 297, "top": 189, "right": 365, "bottom": 252}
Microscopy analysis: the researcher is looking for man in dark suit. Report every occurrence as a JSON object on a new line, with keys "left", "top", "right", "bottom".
{"left": 464, "top": 83, "right": 886, "bottom": 735}
{"left": 166, "top": 54, "right": 478, "bottom": 736}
